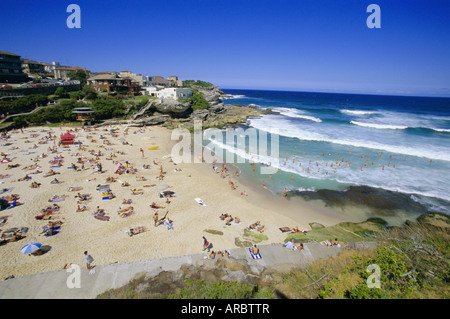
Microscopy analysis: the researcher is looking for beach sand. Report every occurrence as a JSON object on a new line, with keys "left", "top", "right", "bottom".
{"left": 0, "top": 124, "right": 354, "bottom": 280}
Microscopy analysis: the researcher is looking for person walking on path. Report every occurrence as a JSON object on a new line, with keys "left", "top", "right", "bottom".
{"left": 83, "top": 251, "right": 94, "bottom": 270}
{"left": 203, "top": 236, "right": 210, "bottom": 252}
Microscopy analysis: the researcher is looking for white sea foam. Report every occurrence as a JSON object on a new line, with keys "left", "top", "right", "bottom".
{"left": 273, "top": 107, "right": 322, "bottom": 122}
{"left": 432, "top": 128, "right": 450, "bottom": 133}
{"left": 350, "top": 121, "right": 408, "bottom": 130}
{"left": 221, "top": 94, "right": 245, "bottom": 99}
{"left": 248, "top": 115, "right": 450, "bottom": 161}
{"left": 204, "top": 131, "right": 450, "bottom": 203}
{"left": 351, "top": 120, "right": 450, "bottom": 133}
{"left": 341, "top": 109, "right": 379, "bottom": 116}
{"left": 297, "top": 187, "right": 316, "bottom": 192}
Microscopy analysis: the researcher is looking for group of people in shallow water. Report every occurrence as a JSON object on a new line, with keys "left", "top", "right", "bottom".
{"left": 249, "top": 149, "right": 422, "bottom": 199}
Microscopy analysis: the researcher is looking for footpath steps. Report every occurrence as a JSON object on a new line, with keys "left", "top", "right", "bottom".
{"left": 0, "top": 242, "right": 373, "bottom": 299}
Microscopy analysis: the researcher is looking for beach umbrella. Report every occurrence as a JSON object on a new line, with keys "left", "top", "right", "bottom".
{"left": 20, "top": 242, "right": 42, "bottom": 254}
{"left": 160, "top": 191, "right": 175, "bottom": 197}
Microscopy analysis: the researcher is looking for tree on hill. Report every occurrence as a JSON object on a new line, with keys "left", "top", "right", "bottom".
{"left": 81, "top": 85, "right": 98, "bottom": 100}
{"left": 67, "top": 69, "right": 88, "bottom": 87}
{"left": 91, "top": 99, "right": 126, "bottom": 119}
{"left": 183, "top": 80, "right": 214, "bottom": 88}
{"left": 188, "top": 89, "right": 210, "bottom": 110}
{"left": 54, "top": 87, "right": 69, "bottom": 99}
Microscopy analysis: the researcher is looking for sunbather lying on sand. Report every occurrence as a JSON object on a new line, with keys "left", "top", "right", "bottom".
{"left": 42, "top": 204, "right": 60, "bottom": 212}
{"left": 30, "top": 181, "right": 41, "bottom": 188}
{"left": 117, "top": 206, "right": 134, "bottom": 213}
{"left": 127, "top": 226, "right": 145, "bottom": 236}
{"left": 94, "top": 206, "right": 105, "bottom": 214}
{"left": 292, "top": 226, "right": 306, "bottom": 233}
{"left": 24, "top": 163, "right": 38, "bottom": 170}
{"left": 248, "top": 221, "right": 265, "bottom": 233}
{"left": 17, "top": 174, "right": 31, "bottom": 182}
{"left": 47, "top": 220, "right": 63, "bottom": 228}
{"left": 248, "top": 221, "right": 261, "bottom": 230}
{"left": 76, "top": 193, "right": 91, "bottom": 201}
{"left": 68, "top": 186, "right": 82, "bottom": 191}
{"left": 131, "top": 188, "right": 144, "bottom": 195}
{"left": 225, "top": 215, "right": 234, "bottom": 225}
{"left": 119, "top": 211, "right": 134, "bottom": 218}
{"left": 43, "top": 169, "right": 59, "bottom": 177}
{"left": 50, "top": 178, "right": 61, "bottom": 184}
{"left": 150, "top": 202, "right": 165, "bottom": 209}
{"left": 76, "top": 205, "right": 88, "bottom": 212}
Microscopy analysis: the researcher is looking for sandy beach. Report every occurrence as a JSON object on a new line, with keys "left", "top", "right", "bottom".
{"left": 0, "top": 124, "right": 354, "bottom": 280}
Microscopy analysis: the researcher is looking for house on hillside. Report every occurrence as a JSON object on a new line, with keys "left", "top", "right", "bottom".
{"left": 22, "top": 59, "right": 45, "bottom": 77}
{"left": 54, "top": 66, "right": 89, "bottom": 81}
{"left": 150, "top": 75, "right": 174, "bottom": 87}
{"left": 87, "top": 73, "right": 141, "bottom": 94}
{"left": 0, "top": 51, "right": 29, "bottom": 83}
{"left": 146, "top": 87, "right": 192, "bottom": 100}
{"left": 120, "top": 71, "right": 150, "bottom": 87}
{"left": 168, "top": 76, "right": 183, "bottom": 87}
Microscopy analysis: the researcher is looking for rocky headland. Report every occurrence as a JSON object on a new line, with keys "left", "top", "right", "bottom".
{"left": 104, "top": 84, "right": 268, "bottom": 130}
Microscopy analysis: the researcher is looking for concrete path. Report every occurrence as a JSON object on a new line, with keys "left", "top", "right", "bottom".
{"left": 0, "top": 242, "right": 373, "bottom": 299}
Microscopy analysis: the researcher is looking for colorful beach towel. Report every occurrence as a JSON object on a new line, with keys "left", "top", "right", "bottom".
{"left": 51, "top": 198, "right": 65, "bottom": 203}
{"left": 102, "top": 192, "right": 114, "bottom": 200}
{"left": 94, "top": 214, "right": 110, "bottom": 221}
{"left": 44, "top": 226, "right": 61, "bottom": 237}
{"left": 248, "top": 247, "right": 262, "bottom": 259}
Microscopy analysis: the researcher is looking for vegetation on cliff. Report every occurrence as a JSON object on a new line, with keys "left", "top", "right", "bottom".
{"left": 187, "top": 89, "right": 210, "bottom": 111}
{"left": 97, "top": 212, "right": 450, "bottom": 299}
{"left": 183, "top": 80, "right": 215, "bottom": 88}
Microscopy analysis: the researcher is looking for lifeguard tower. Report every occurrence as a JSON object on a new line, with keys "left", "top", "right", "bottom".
{"left": 72, "top": 107, "right": 94, "bottom": 124}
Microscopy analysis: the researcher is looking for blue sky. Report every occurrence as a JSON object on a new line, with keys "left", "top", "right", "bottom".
{"left": 1, "top": 0, "right": 450, "bottom": 96}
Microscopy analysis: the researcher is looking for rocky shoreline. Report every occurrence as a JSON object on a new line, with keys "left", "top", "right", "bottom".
{"left": 102, "top": 84, "right": 268, "bottom": 130}
{"left": 286, "top": 185, "right": 429, "bottom": 213}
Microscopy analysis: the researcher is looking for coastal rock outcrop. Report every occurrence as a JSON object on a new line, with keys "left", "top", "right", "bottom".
{"left": 124, "top": 83, "right": 266, "bottom": 130}
{"left": 152, "top": 99, "right": 192, "bottom": 117}
{"left": 287, "top": 185, "right": 430, "bottom": 215}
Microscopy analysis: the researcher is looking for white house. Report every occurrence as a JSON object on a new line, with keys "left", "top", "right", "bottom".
{"left": 142, "top": 86, "right": 157, "bottom": 96}
{"left": 143, "top": 87, "right": 192, "bottom": 100}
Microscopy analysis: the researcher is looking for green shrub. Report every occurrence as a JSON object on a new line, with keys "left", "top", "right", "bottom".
{"left": 167, "top": 280, "right": 258, "bottom": 299}
{"left": 0, "top": 95, "right": 48, "bottom": 115}
{"left": 183, "top": 80, "right": 214, "bottom": 88}
{"left": 188, "top": 90, "right": 210, "bottom": 110}
{"left": 91, "top": 99, "right": 125, "bottom": 119}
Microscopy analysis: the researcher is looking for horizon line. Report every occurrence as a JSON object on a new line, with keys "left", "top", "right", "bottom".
{"left": 219, "top": 87, "right": 450, "bottom": 99}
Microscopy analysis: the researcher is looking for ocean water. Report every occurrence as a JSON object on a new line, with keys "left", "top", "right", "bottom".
{"left": 212, "top": 89, "right": 450, "bottom": 215}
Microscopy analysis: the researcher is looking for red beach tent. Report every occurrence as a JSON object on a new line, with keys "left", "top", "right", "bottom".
{"left": 60, "top": 132, "right": 75, "bottom": 145}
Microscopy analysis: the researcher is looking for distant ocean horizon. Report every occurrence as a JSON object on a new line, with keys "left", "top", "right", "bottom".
{"left": 211, "top": 88, "right": 450, "bottom": 216}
